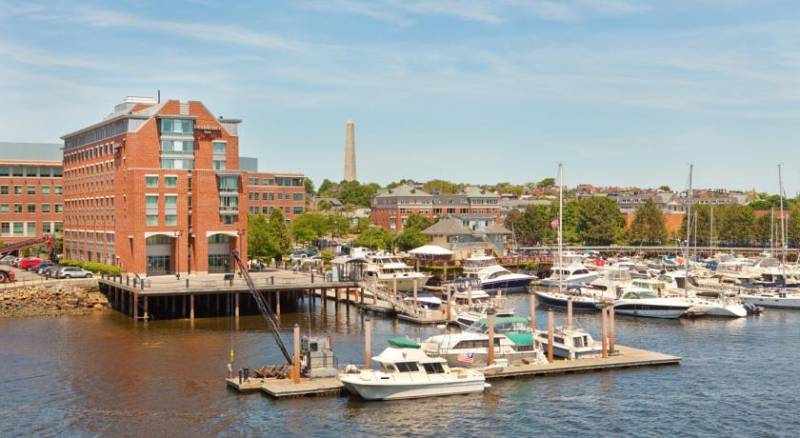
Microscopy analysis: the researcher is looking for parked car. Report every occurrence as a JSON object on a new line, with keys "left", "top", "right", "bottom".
{"left": 43, "top": 265, "right": 61, "bottom": 278}
{"left": 20, "top": 257, "right": 42, "bottom": 270}
{"left": 0, "top": 266, "right": 15, "bottom": 283}
{"left": 57, "top": 267, "right": 93, "bottom": 279}
{"left": 11, "top": 257, "right": 22, "bottom": 267}
{"left": 35, "top": 261, "right": 57, "bottom": 275}
{"left": 0, "top": 255, "right": 16, "bottom": 264}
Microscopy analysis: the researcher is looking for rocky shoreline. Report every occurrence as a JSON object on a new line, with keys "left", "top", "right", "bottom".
{"left": 0, "top": 281, "right": 108, "bottom": 318}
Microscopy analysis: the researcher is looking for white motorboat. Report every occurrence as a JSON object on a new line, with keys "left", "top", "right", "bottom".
{"left": 447, "top": 281, "right": 515, "bottom": 328}
{"left": 533, "top": 287, "right": 613, "bottom": 311}
{"left": 538, "top": 263, "right": 599, "bottom": 288}
{"left": 339, "top": 337, "right": 487, "bottom": 401}
{"left": 740, "top": 290, "right": 800, "bottom": 309}
{"left": 685, "top": 296, "right": 747, "bottom": 318}
{"left": 612, "top": 286, "right": 693, "bottom": 319}
{"left": 364, "top": 253, "right": 430, "bottom": 292}
{"left": 422, "top": 331, "right": 546, "bottom": 369}
{"left": 533, "top": 326, "right": 602, "bottom": 360}
{"left": 461, "top": 255, "right": 535, "bottom": 294}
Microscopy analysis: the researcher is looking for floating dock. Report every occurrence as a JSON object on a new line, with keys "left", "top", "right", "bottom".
{"left": 485, "top": 345, "right": 680, "bottom": 379}
{"left": 226, "top": 376, "right": 343, "bottom": 398}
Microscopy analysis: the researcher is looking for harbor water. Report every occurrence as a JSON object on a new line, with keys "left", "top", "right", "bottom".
{"left": 2, "top": 295, "right": 800, "bottom": 436}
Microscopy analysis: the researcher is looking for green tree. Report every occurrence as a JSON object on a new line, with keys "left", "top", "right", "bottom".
{"left": 576, "top": 197, "right": 625, "bottom": 245}
{"left": 512, "top": 204, "right": 554, "bottom": 245}
{"left": 338, "top": 181, "right": 379, "bottom": 207}
{"left": 535, "top": 177, "right": 556, "bottom": 188}
{"left": 248, "top": 213, "right": 277, "bottom": 260}
{"left": 716, "top": 205, "right": 756, "bottom": 245}
{"left": 658, "top": 185, "right": 671, "bottom": 192}
{"left": 628, "top": 200, "right": 667, "bottom": 245}
{"left": 354, "top": 217, "right": 371, "bottom": 234}
{"left": 267, "top": 208, "right": 292, "bottom": 258}
{"left": 353, "top": 227, "right": 395, "bottom": 250}
{"left": 404, "top": 214, "right": 435, "bottom": 231}
{"left": 318, "top": 179, "right": 335, "bottom": 196}
{"left": 395, "top": 214, "right": 434, "bottom": 251}
{"left": 291, "top": 213, "right": 329, "bottom": 244}
{"left": 304, "top": 178, "right": 316, "bottom": 195}
{"left": 327, "top": 214, "right": 351, "bottom": 237}
{"left": 422, "top": 179, "right": 462, "bottom": 194}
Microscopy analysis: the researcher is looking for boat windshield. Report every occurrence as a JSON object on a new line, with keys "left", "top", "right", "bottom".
{"left": 622, "top": 289, "right": 658, "bottom": 299}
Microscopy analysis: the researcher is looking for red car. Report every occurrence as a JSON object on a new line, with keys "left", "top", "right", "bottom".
{"left": 20, "top": 257, "right": 42, "bottom": 270}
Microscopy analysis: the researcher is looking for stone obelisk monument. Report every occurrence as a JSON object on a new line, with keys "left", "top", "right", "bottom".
{"left": 344, "top": 119, "right": 356, "bottom": 182}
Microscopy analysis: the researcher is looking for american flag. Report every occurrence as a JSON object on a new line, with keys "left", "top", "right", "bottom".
{"left": 457, "top": 352, "right": 474, "bottom": 364}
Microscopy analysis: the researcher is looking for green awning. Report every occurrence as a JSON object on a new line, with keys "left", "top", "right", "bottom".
{"left": 506, "top": 332, "right": 534, "bottom": 346}
{"left": 387, "top": 337, "right": 421, "bottom": 349}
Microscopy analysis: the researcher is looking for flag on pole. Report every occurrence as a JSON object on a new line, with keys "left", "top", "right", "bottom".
{"left": 457, "top": 352, "right": 474, "bottom": 364}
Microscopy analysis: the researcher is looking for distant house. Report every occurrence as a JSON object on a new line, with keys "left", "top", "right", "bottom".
{"left": 421, "top": 215, "right": 511, "bottom": 260}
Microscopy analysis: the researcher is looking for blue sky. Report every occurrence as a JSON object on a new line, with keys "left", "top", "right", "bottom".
{"left": 0, "top": 0, "right": 798, "bottom": 193}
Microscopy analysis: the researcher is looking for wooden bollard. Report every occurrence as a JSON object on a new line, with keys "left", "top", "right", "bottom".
{"left": 487, "top": 308, "right": 496, "bottom": 366}
{"left": 364, "top": 319, "right": 372, "bottom": 369}
{"left": 609, "top": 306, "right": 616, "bottom": 353}
{"left": 529, "top": 293, "right": 536, "bottom": 331}
{"left": 601, "top": 306, "right": 609, "bottom": 358}
{"left": 547, "top": 309, "right": 554, "bottom": 363}
{"left": 234, "top": 292, "right": 240, "bottom": 320}
{"left": 293, "top": 324, "right": 301, "bottom": 384}
{"left": 189, "top": 294, "right": 195, "bottom": 320}
{"left": 567, "top": 296, "right": 573, "bottom": 331}
{"left": 413, "top": 279, "right": 418, "bottom": 309}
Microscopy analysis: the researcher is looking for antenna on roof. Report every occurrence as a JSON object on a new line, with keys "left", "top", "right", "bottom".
{"left": 157, "top": 89, "right": 161, "bottom": 103}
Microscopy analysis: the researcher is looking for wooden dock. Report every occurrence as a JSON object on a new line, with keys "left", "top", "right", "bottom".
{"left": 261, "top": 377, "right": 344, "bottom": 398}
{"left": 225, "top": 377, "right": 267, "bottom": 393}
{"left": 485, "top": 345, "right": 680, "bottom": 379}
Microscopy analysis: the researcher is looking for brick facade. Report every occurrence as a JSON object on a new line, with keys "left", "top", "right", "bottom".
{"left": 0, "top": 159, "right": 63, "bottom": 244}
{"left": 61, "top": 97, "right": 248, "bottom": 276}
{"left": 244, "top": 172, "right": 305, "bottom": 222}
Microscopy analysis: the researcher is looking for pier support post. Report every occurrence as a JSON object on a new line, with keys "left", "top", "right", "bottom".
{"left": 276, "top": 292, "right": 281, "bottom": 316}
{"left": 293, "top": 324, "right": 301, "bottom": 384}
{"left": 487, "top": 309, "right": 496, "bottom": 366}
{"left": 190, "top": 294, "right": 195, "bottom": 320}
{"left": 567, "top": 296, "right": 573, "bottom": 331}
{"left": 364, "top": 319, "right": 372, "bottom": 369}
{"left": 143, "top": 296, "right": 148, "bottom": 320}
{"left": 133, "top": 292, "right": 139, "bottom": 320}
{"left": 529, "top": 293, "right": 536, "bottom": 331}
{"left": 601, "top": 306, "right": 609, "bottom": 358}
{"left": 468, "top": 284, "right": 473, "bottom": 306}
{"left": 413, "top": 279, "right": 418, "bottom": 309}
{"left": 235, "top": 292, "right": 240, "bottom": 321}
{"left": 446, "top": 285, "right": 452, "bottom": 321}
{"left": 393, "top": 274, "right": 397, "bottom": 296}
{"left": 609, "top": 306, "right": 616, "bottom": 353}
{"left": 547, "top": 309, "right": 554, "bottom": 363}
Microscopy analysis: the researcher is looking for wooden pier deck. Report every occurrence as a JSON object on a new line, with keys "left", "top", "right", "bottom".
{"left": 485, "top": 345, "right": 680, "bottom": 379}
{"left": 260, "top": 377, "right": 344, "bottom": 398}
{"left": 225, "top": 377, "right": 267, "bottom": 393}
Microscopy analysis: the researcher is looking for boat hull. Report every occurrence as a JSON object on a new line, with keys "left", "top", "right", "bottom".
{"left": 740, "top": 295, "right": 800, "bottom": 309}
{"left": 481, "top": 277, "right": 533, "bottom": 294}
{"left": 612, "top": 304, "right": 688, "bottom": 319}
{"left": 534, "top": 291, "right": 601, "bottom": 311}
{"left": 340, "top": 377, "right": 486, "bottom": 400}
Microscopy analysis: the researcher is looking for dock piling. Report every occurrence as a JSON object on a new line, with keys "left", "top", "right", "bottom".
{"left": 364, "top": 319, "right": 372, "bottom": 369}
{"left": 609, "top": 306, "right": 616, "bottom": 353}
{"left": 413, "top": 279, "right": 418, "bottom": 309}
{"left": 293, "top": 324, "right": 301, "bottom": 384}
{"left": 487, "top": 309, "right": 496, "bottom": 366}
{"left": 529, "top": 293, "right": 536, "bottom": 330}
{"left": 567, "top": 296, "right": 573, "bottom": 331}
{"left": 235, "top": 292, "right": 240, "bottom": 320}
{"left": 190, "top": 294, "right": 195, "bottom": 320}
{"left": 547, "top": 309, "right": 554, "bottom": 363}
{"left": 601, "top": 306, "right": 609, "bottom": 358}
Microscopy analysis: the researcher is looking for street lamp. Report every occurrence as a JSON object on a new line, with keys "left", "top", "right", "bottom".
{"left": 175, "top": 231, "right": 182, "bottom": 279}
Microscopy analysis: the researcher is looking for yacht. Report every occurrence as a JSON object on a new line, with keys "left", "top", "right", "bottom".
{"left": 364, "top": 253, "right": 430, "bottom": 293}
{"left": 533, "top": 287, "right": 612, "bottom": 311}
{"left": 447, "top": 279, "right": 515, "bottom": 328}
{"left": 642, "top": 273, "right": 747, "bottom": 318}
{"left": 612, "top": 286, "right": 693, "bottom": 319}
{"left": 740, "top": 289, "right": 800, "bottom": 309}
{"left": 461, "top": 254, "right": 535, "bottom": 294}
{"left": 533, "top": 326, "right": 602, "bottom": 360}
{"left": 339, "top": 337, "right": 487, "bottom": 401}
{"left": 537, "top": 263, "right": 599, "bottom": 288}
{"left": 422, "top": 331, "right": 546, "bottom": 369}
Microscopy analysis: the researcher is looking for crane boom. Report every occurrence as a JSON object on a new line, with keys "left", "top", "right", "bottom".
{"left": 230, "top": 250, "right": 292, "bottom": 364}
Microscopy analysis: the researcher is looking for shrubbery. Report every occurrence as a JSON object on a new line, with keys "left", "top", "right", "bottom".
{"left": 59, "top": 259, "right": 122, "bottom": 276}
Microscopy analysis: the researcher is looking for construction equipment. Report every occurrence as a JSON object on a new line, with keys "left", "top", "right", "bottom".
{"left": 0, "top": 236, "right": 53, "bottom": 256}
{"left": 230, "top": 250, "right": 292, "bottom": 364}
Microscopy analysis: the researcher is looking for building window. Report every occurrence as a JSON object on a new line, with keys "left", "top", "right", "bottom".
{"left": 160, "top": 118, "right": 194, "bottom": 135}
{"left": 161, "top": 140, "right": 194, "bottom": 154}
{"left": 212, "top": 141, "right": 226, "bottom": 154}
{"left": 0, "top": 186, "right": 7, "bottom": 194}
{"left": 41, "top": 186, "right": 50, "bottom": 195}
{"left": 0, "top": 204, "right": 6, "bottom": 213}
{"left": 221, "top": 215, "right": 237, "bottom": 225}
{"left": 14, "top": 186, "right": 22, "bottom": 195}
{"left": 293, "top": 193, "right": 303, "bottom": 201}
{"left": 42, "top": 222, "right": 52, "bottom": 234}
{"left": 26, "top": 222, "right": 35, "bottom": 236}
{"left": 161, "top": 159, "right": 194, "bottom": 169}
{"left": 27, "top": 186, "right": 35, "bottom": 195}
{"left": 293, "top": 207, "right": 303, "bottom": 214}
{"left": 0, "top": 223, "right": 8, "bottom": 235}
{"left": 146, "top": 215, "right": 158, "bottom": 226}
{"left": 218, "top": 175, "right": 239, "bottom": 192}
{"left": 55, "top": 204, "right": 63, "bottom": 213}
{"left": 13, "top": 223, "right": 23, "bottom": 235}
{"left": 42, "top": 204, "right": 50, "bottom": 213}
{"left": 145, "top": 175, "right": 159, "bottom": 188}
{"left": 165, "top": 215, "right": 177, "bottom": 226}
{"left": 55, "top": 186, "right": 62, "bottom": 195}
{"left": 164, "top": 176, "right": 178, "bottom": 188}
{"left": 27, "top": 204, "right": 35, "bottom": 213}
{"left": 219, "top": 194, "right": 239, "bottom": 212}
{"left": 12, "top": 167, "right": 22, "bottom": 177}
{"left": 248, "top": 177, "right": 259, "bottom": 186}
{"left": 213, "top": 160, "right": 226, "bottom": 170}
{"left": 13, "top": 204, "right": 21, "bottom": 213}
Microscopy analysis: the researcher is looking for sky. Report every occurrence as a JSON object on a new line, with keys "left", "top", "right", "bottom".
{"left": 0, "top": 0, "right": 798, "bottom": 193}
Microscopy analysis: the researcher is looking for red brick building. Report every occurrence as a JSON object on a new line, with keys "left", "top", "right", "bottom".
{"left": 61, "top": 97, "right": 248, "bottom": 276}
{"left": 0, "top": 152, "right": 64, "bottom": 244}
{"left": 245, "top": 172, "right": 305, "bottom": 222}
{"left": 371, "top": 184, "right": 501, "bottom": 232}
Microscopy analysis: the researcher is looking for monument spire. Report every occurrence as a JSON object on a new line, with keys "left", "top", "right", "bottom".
{"left": 344, "top": 119, "right": 356, "bottom": 182}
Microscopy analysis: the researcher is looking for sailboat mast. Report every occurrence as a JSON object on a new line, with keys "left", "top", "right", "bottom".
{"left": 710, "top": 206, "right": 714, "bottom": 256}
{"left": 558, "top": 163, "right": 564, "bottom": 295}
{"left": 770, "top": 207, "right": 775, "bottom": 255}
{"left": 779, "top": 164, "right": 787, "bottom": 262}
{"left": 684, "top": 164, "right": 693, "bottom": 296}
